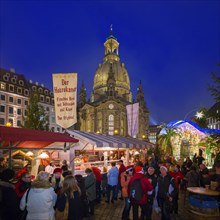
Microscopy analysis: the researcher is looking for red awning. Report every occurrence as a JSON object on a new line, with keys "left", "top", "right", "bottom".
{"left": 0, "top": 126, "right": 78, "bottom": 149}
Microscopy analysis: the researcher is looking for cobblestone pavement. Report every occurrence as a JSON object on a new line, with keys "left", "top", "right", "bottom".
{"left": 83, "top": 190, "right": 192, "bottom": 220}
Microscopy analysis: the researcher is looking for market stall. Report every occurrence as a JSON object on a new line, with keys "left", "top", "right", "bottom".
{"left": 0, "top": 126, "right": 79, "bottom": 177}
{"left": 67, "top": 129, "right": 155, "bottom": 175}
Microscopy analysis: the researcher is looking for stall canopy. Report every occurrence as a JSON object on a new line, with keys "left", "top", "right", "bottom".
{"left": 67, "top": 129, "right": 155, "bottom": 149}
{"left": 0, "top": 126, "right": 79, "bottom": 149}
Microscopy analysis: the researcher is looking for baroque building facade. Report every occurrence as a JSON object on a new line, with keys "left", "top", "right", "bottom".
{"left": 78, "top": 30, "right": 149, "bottom": 139}
{"left": 0, "top": 68, "right": 62, "bottom": 132}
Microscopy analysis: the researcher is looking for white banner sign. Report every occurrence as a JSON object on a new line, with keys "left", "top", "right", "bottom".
{"left": 126, "top": 103, "right": 139, "bottom": 137}
{"left": 52, "top": 73, "right": 77, "bottom": 129}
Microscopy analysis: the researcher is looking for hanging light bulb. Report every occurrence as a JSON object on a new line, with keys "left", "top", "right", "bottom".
{"left": 26, "top": 151, "right": 34, "bottom": 156}
{"left": 37, "top": 152, "right": 49, "bottom": 159}
{"left": 134, "top": 151, "right": 140, "bottom": 155}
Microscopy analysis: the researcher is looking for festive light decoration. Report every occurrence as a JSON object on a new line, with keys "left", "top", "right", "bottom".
{"left": 195, "top": 111, "right": 204, "bottom": 119}
{"left": 37, "top": 152, "right": 49, "bottom": 159}
{"left": 26, "top": 151, "right": 34, "bottom": 156}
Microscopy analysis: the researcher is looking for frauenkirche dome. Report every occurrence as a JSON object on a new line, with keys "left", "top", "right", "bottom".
{"left": 92, "top": 28, "right": 132, "bottom": 103}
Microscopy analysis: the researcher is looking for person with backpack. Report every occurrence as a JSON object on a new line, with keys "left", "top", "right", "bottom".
{"left": 128, "top": 165, "right": 153, "bottom": 220}
{"left": 157, "top": 166, "right": 177, "bottom": 220}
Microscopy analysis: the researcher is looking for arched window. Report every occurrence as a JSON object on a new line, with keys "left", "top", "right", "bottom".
{"left": 108, "top": 114, "right": 114, "bottom": 135}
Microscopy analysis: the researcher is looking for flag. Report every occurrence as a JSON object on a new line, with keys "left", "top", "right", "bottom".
{"left": 126, "top": 103, "right": 139, "bottom": 137}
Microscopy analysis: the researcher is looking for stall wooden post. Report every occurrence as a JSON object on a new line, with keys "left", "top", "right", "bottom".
{"left": 125, "top": 149, "right": 129, "bottom": 166}
{"left": 70, "top": 147, "right": 75, "bottom": 175}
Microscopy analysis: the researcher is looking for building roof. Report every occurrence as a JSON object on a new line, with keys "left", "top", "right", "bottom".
{"left": 160, "top": 120, "right": 220, "bottom": 136}
{"left": 67, "top": 129, "right": 155, "bottom": 149}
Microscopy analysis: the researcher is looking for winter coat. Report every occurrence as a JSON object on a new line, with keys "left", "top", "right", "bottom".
{"left": 128, "top": 173, "right": 153, "bottom": 205}
{"left": 118, "top": 164, "right": 126, "bottom": 181}
{"left": 56, "top": 191, "right": 81, "bottom": 220}
{"left": 0, "top": 180, "right": 19, "bottom": 220}
{"left": 15, "top": 179, "right": 31, "bottom": 199}
{"left": 92, "top": 167, "right": 102, "bottom": 182}
{"left": 157, "top": 173, "right": 177, "bottom": 200}
{"left": 107, "top": 166, "right": 119, "bottom": 186}
{"left": 51, "top": 175, "right": 64, "bottom": 193}
{"left": 146, "top": 173, "right": 158, "bottom": 204}
{"left": 185, "top": 170, "right": 200, "bottom": 187}
{"left": 20, "top": 180, "right": 57, "bottom": 220}
{"left": 120, "top": 171, "right": 132, "bottom": 197}
{"left": 85, "top": 173, "right": 96, "bottom": 202}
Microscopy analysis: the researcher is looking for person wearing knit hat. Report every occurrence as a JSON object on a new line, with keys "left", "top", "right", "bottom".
{"left": 157, "top": 164, "right": 178, "bottom": 220}
{"left": 160, "top": 165, "right": 168, "bottom": 172}
{"left": 51, "top": 167, "right": 64, "bottom": 193}
{"left": 126, "top": 166, "right": 133, "bottom": 173}
{"left": 135, "top": 165, "right": 143, "bottom": 174}
{"left": 128, "top": 165, "right": 153, "bottom": 219}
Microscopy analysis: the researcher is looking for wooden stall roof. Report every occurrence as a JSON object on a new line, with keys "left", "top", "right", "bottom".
{"left": 0, "top": 126, "right": 79, "bottom": 149}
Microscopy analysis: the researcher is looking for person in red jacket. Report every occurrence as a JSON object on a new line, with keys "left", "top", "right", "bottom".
{"left": 91, "top": 166, "right": 102, "bottom": 202}
{"left": 128, "top": 165, "right": 153, "bottom": 220}
{"left": 15, "top": 171, "right": 32, "bottom": 200}
{"left": 116, "top": 159, "right": 126, "bottom": 200}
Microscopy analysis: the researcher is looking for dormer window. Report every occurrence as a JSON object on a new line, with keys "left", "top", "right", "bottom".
{"left": 24, "top": 89, "right": 29, "bottom": 96}
{"left": 3, "top": 75, "right": 9, "bottom": 81}
{"left": 19, "top": 80, "right": 24, "bottom": 86}
{"left": 40, "top": 95, "right": 44, "bottom": 102}
{"left": 39, "top": 88, "right": 43, "bottom": 93}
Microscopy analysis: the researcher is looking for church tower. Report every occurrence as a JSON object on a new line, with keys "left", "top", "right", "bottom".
{"left": 78, "top": 27, "right": 149, "bottom": 138}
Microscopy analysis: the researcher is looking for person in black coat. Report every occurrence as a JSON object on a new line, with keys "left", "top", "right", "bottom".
{"left": 157, "top": 166, "right": 177, "bottom": 220}
{"left": 56, "top": 175, "right": 81, "bottom": 220}
{"left": 0, "top": 168, "right": 19, "bottom": 220}
{"left": 75, "top": 174, "right": 89, "bottom": 218}
{"left": 146, "top": 166, "right": 158, "bottom": 220}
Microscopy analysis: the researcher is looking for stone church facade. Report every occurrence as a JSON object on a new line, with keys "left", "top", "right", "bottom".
{"left": 77, "top": 29, "right": 149, "bottom": 139}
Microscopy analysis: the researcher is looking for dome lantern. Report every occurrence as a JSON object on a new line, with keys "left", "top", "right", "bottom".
{"left": 104, "top": 25, "right": 120, "bottom": 62}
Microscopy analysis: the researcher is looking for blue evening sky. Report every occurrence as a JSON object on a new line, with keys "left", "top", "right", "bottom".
{"left": 0, "top": 0, "right": 219, "bottom": 124}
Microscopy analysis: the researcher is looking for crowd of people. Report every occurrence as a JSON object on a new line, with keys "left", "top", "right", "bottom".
{"left": 0, "top": 155, "right": 220, "bottom": 220}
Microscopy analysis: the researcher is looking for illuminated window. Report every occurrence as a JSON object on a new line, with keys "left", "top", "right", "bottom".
{"left": 0, "top": 82, "right": 6, "bottom": 90}
{"left": 108, "top": 114, "right": 114, "bottom": 135}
